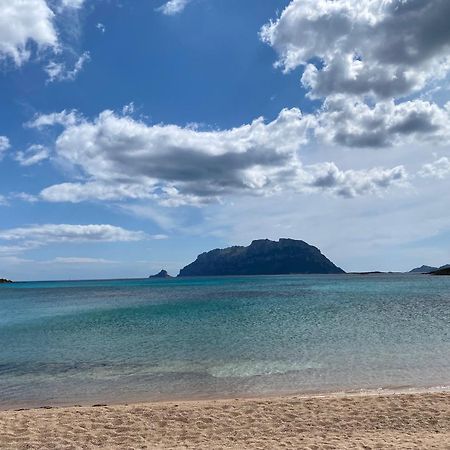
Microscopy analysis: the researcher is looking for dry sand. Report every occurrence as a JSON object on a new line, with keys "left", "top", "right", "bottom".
{"left": 0, "top": 392, "right": 449, "bottom": 449}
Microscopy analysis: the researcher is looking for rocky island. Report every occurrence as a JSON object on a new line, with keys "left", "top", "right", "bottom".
{"left": 149, "top": 270, "right": 172, "bottom": 279}
{"left": 0, "top": 278, "right": 12, "bottom": 283}
{"left": 178, "top": 238, "right": 345, "bottom": 277}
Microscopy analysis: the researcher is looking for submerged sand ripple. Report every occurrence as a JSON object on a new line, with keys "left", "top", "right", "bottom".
{"left": 0, "top": 392, "right": 449, "bottom": 449}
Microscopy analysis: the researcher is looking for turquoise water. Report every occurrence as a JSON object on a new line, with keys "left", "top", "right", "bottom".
{"left": 0, "top": 274, "right": 449, "bottom": 409}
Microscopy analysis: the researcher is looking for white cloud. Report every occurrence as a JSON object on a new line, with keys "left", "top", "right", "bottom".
{"left": 0, "top": 136, "right": 10, "bottom": 159}
{"left": 315, "top": 97, "right": 450, "bottom": 148}
{"left": 122, "top": 102, "right": 135, "bottom": 115}
{"left": 303, "top": 162, "right": 407, "bottom": 198}
{"left": 0, "top": 224, "right": 147, "bottom": 244}
{"left": 261, "top": 0, "right": 450, "bottom": 100}
{"left": 15, "top": 144, "right": 50, "bottom": 166}
{"left": 158, "top": 0, "right": 191, "bottom": 16}
{"left": 0, "top": 195, "right": 8, "bottom": 206}
{"left": 419, "top": 157, "right": 450, "bottom": 179}
{"left": 0, "top": 242, "right": 41, "bottom": 255}
{"left": 27, "top": 110, "right": 81, "bottom": 128}
{"left": 13, "top": 192, "right": 39, "bottom": 203}
{"left": 120, "top": 204, "right": 179, "bottom": 230}
{"left": 27, "top": 107, "right": 411, "bottom": 205}
{"left": 151, "top": 234, "right": 169, "bottom": 240}
{"left": 34, "top": 107, "right": 311, "bottom": 204}
{"left": 51, "top": 257, "right": 118, "bottom": 264}
{"left": 0, "top": 0, "right": 58, "bottom": 66}
{"left": 45, "top": 51, "right": 90, "bottom": 82}
{"left": 59, "top": 0, "right": 85, "bottom": 10}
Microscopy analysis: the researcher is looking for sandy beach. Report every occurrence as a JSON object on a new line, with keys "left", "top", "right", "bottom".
{"left": 0, "top": 391, "right": 449, "bottom": 449}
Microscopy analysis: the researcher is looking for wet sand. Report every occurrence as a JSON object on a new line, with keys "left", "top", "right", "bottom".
{"left": 0, "top": 391, "right": 449, "bottom": 449}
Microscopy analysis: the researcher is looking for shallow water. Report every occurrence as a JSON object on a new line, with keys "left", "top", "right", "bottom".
{"left": 0, "top": 274, "right": 449, "bottom": 408}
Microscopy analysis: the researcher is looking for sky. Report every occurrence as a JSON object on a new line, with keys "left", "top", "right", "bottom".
{"left": 1, "top": 0, "right": 450, "bottom": 280}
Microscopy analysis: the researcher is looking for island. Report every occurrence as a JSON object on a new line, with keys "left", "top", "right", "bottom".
{"left": 409, "top": 264, "right": 450, "bottom": 275}
{"left": 409, "top": 265, "right": 438, "bottom": 274}
{"left": 430, "top": 267, "right": 450, "bottom": 276}
{"left": 0, "top": 278, "right": 12, "bottom": 283}
{"left": 178, "top": 238, "right": 345, "bottom": 277}
{"left": 149, "top": 270, "right": 173, "bottom": 279}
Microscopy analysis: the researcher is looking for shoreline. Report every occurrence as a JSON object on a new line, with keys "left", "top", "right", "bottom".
{"left": 2, "top": 383, "right": 450, "bottom": 413}
{"left": 1, "top": 390, "right": 449, "bottom": 449}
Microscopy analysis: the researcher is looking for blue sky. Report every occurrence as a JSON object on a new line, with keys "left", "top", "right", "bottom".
{"left": 1, "top": 0, "right": 450, "bottom": 280}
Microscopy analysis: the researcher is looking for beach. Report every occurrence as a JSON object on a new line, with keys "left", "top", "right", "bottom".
{"left": 1, "top": 391, "right": 449, "bottom": 449}
{"left": 1, "top": 276, "right": 449, "bottom": 448}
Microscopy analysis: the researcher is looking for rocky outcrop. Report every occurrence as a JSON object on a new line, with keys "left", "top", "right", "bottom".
{"left": 178, "top": 238, "right": 345, "bottom": 277}
{"left": 409, "top": 265, "right": 438, "bottom": 274}
{"left": 149, "top": 270, "right": 172, "bottom": 279}
{"left": 0, "top": 278, "right": 12, "bottom": 283}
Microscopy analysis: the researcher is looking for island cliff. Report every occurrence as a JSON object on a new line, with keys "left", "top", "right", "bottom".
{"left": 0, "top": 278, "right": 12, "bottom": 283}
{"left": 178, "top": 239, "right": 345, "bottom": 277}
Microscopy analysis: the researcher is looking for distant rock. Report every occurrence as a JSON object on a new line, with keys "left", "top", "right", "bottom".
{"left": 430, "top": 267, "right": 450, "bottom": 276}
{"left": 149, "top": 270, "right": 172, "bottom": 279}
{"left": 351, "top": 271, "right": 386, "bottom": 275}
{"left": 409, "top": 265, "right": 438, "bottom": 274}
{"left": 0, "top": 278, "right": 12, "bottom": 283}
{"left": 178, "top": 238, "right": 345, "bottom": 277}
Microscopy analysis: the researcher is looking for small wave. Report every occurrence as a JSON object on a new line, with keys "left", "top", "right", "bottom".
{"left": 207, "top": 360, "right": 322, "bottom": 378}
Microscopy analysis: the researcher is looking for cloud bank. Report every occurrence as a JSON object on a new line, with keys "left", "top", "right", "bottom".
{"left": 26, "top": 107, "right": 410, "bottom": 205}
{"left": 0, "top": 224, "right": 147, "bottom": 244}
{"left": 261, "top": 0, "right": 450, "bottom": 100}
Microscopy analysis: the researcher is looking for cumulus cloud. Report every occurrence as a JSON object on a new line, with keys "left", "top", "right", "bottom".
{"left": 45, "top": 51, "right": 90, "bottom": 83}
{"left": 158, "top": 0, "right": 191, "bottom": 15}
{"left": 0, "top": 0, "right": 58, "bottom": 66}
{"left": 0, "top": 136, "right": 10, "bottom": 159}
{"left": 25, "top": 106, "right": 412, "bottom": 205}
{"left": 15, "top": 144, "right": 50, "bottom": 166}
{"left": 316, "top": 97, "right": 450, "bottom": 148}
{"left": 27, "top": 110, "right": 81, "bottom": 128}
{"left": 0, "top": 0, "right": 89, "bottom": 80}
{"left": 419, "top": 157, "right": 450, "bottom": 179}
{"left": 303, "top": 162, "right": 407, "bottom": 198}
{"left": 261, "top": 0, "right": 450, "bottom": 100}
{"left": 0, "top": 224, "right": 147, "bottom": 244}
{"left": 33, "top": 107, "right": 312, "bottom": 204}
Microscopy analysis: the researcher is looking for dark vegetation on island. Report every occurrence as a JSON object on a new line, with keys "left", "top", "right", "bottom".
{"left": 177, "top": 238, "right": 345, "bottom": 277}
{"left": 430, "top": 267, "right": 450, "bottom": 276}
{"left": 0, "top": 279, "right": 12, "bottom": 283}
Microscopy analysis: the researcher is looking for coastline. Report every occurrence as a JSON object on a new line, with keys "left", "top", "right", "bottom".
{"left": 2, "top": 382, "right": 449, "bottom": 413}
{"left": 1, "top": 389, "right": 449, "bottom": 449}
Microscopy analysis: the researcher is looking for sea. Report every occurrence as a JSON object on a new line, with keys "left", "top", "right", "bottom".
{"left": 0, "top": 274, "right": 449, "bottom": 409}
